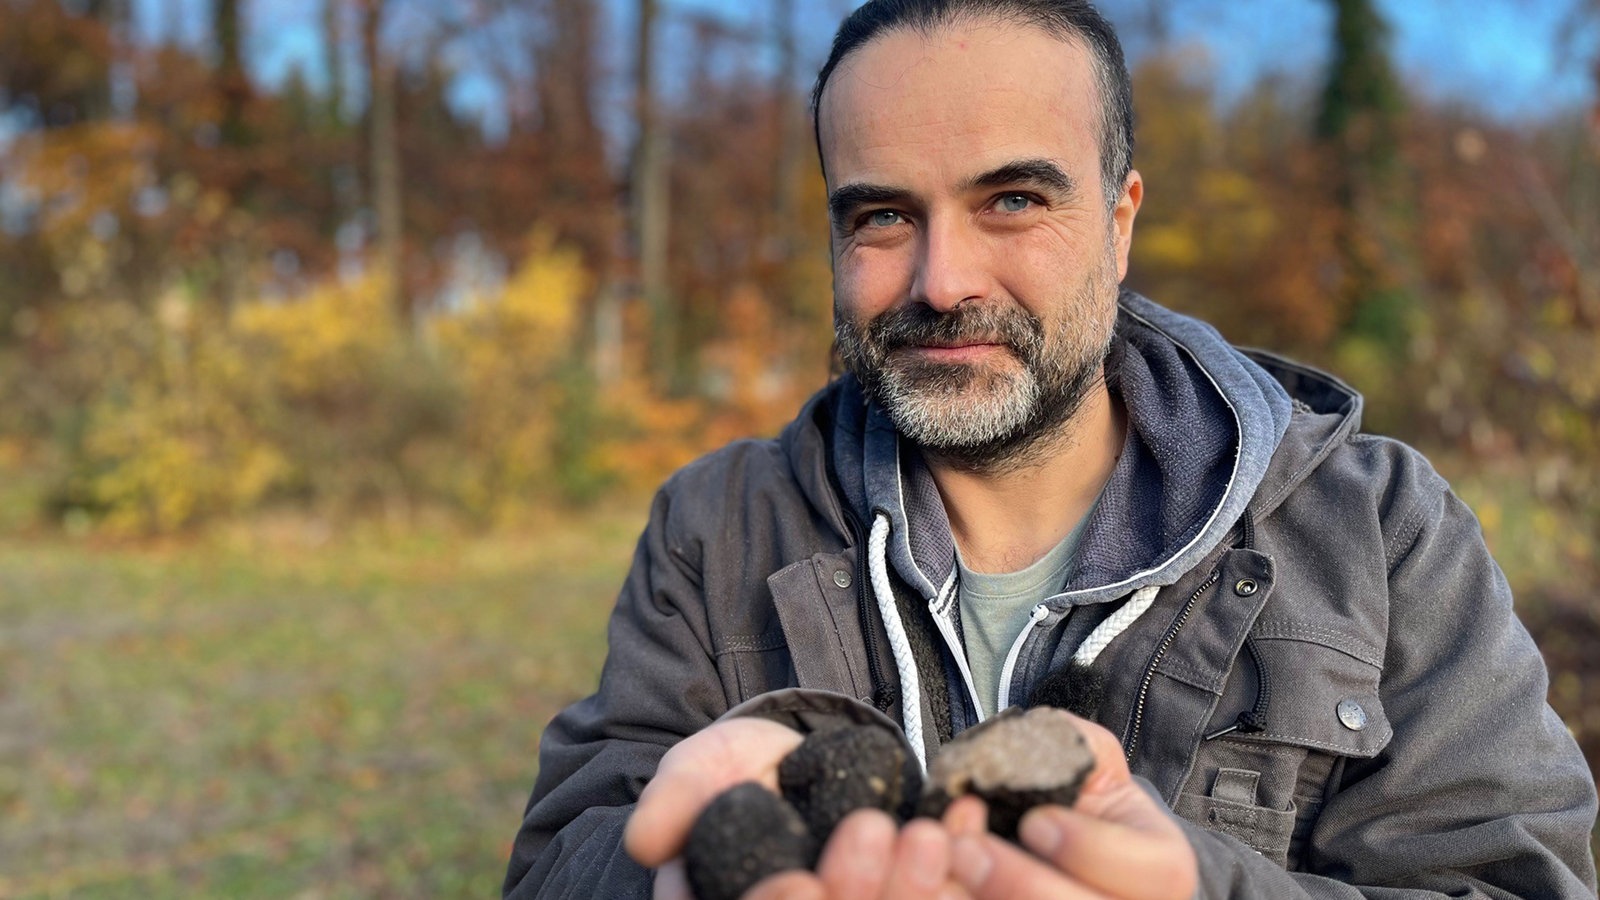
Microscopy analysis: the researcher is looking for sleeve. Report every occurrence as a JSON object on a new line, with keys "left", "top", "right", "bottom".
{"left": 502, "top": 484, "right": 730, "bottom": 899}
{"left": 1186, "top": 454, "right": 1598, "bottom": 898}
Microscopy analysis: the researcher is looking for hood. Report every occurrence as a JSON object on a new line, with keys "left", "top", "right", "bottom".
{"left": 816, "top": 290, "right": 1311, "bottom": 607}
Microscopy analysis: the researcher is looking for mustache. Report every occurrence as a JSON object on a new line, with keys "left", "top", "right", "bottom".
{"left": 866, "top": 303, "right": 1045, "bottom": 357}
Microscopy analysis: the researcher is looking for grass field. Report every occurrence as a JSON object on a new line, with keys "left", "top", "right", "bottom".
{"left": 1, "top": 482, "right": 1595, "bottom": 897}
{"left": 0, "top": 505, "right": 645, "bottom": 899}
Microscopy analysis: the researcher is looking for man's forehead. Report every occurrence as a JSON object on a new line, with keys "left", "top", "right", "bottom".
{"left": 816, "top": 19, "right": 1101, "bottom": 186}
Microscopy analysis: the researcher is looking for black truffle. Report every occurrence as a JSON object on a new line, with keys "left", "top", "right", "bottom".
{"left": 1028, "top": 660, "right": 1108, "bottom": 720}
{"left": 683, "top": 782, "right": 818, "bottom": 900}
{"left": 919, "top": 706, "right": 1095, "bottom": 840}
{"left": 778, "top": 725, "right": 922, "bottom": 840}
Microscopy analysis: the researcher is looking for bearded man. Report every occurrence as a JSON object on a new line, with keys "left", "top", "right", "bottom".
{"left": 503, "top": 1, "right": 1599, "bottom": 897}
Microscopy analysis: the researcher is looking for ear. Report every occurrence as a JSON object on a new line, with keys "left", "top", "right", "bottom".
{"left": 1112, "top": 169, "right": 1143, "bottom": 282}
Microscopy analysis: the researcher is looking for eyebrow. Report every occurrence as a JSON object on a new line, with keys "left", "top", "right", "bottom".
{"left": 827, "top": 183, "right": 910, "bottom": 225}
{"left": 963, "top": 158, "right": 1078, "bottom": 198}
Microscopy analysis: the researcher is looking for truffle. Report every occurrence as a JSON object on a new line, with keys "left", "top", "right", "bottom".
{"left": 778, "top": 725, "right": 922, "bottom": 840}
{"left": 1028, "top": 660, "right": 1108, "bottom": 720}
{"left": 683, "top": 782, "right": 819, "bottom": 900}
{"left": 919, "top": 706, "right": 1094, "bottom": 840}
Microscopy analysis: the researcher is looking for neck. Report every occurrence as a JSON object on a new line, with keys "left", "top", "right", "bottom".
{"left": 926, "top": 379, "right": 1125, "bottom": 574}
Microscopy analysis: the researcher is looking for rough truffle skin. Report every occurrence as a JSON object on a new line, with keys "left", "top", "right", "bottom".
{"left": 919, "top": 707, "right": 1094, "bottom": 840}
{"left": 683, "top": 782, "right": 818, "bottom": 900}
{"left": 778, "top": 725, "right": 921, "bottom": 840}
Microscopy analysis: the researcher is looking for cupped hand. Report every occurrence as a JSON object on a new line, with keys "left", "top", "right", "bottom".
{"left": 947, "top": 714, "right": 1198, "bottom": 900}
{"left": 625, "top": 717, "right": 806, "bottom": 872}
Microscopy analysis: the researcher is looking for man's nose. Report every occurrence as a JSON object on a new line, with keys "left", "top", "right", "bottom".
{"left": 910, "top": 217, "right": 989, "bottom": 312}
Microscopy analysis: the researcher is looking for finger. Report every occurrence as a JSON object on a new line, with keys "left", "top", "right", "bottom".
{"left": 884, "top": 818, "right": 956, "bottom": 900}
{"left": 950, "top": 833, "right": 1110, "bottom": 900}
{"left": 1018, "top": 806, "right": 1197, "bottom": 900}
{"left": 651, "top": 859, "right": 691, "bottom": 900}
{"left": 816, "top": 809, "right": 897, "bottom": 897}
{"left": 626, "top": 719, "right": 804, "bottom": 866}
{"left": 745, "top": 871, "right": 828, "bottom": 900}
{"left": 940, "top": 795, "right": 988, "bottom": 837}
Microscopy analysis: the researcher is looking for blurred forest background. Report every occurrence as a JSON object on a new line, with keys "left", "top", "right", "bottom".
{"left": 1, "top": 0, "right": 1598, "bottom": 895}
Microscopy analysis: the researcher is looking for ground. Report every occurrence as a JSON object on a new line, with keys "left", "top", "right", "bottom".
{"left": 0, "top": 487, "right": 1594, "bottom": 898}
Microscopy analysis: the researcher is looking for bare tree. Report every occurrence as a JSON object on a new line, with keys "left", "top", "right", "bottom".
{"left": 361, "top": 0, "right": 406, "bottom": 327}
{"left": 769, "top": 0, "right": 802, "bottom": 318}
{"left": 634, "top": 0, "right": 673, "bottom": 388}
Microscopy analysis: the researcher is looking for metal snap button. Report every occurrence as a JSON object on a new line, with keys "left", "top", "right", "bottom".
{"left": 1337, "top": 699, "right": 1368, "bottom": 731}
{"left": 833, "top": 570, "right": 852, "bottom": 589}
{"left": 1233, "top": 578, "right": 1258, "bottom": 596}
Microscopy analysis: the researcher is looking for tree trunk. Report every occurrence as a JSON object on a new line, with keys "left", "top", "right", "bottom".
{"left": 322, "top": 0, "right": 346, "bottom": 125}
{"left": 213, "top": 0, "right": 249, "bottom": 145}
{"left": 362, "top": 0, "right": 406, "bottom": 329}
{"left": 632, "top": 0, "right": 674, "bottom": 390}
{"left": 769, "top": 0, "right": 800, "bottom": 319}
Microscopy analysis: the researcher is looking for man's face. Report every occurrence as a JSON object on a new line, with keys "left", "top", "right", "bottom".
{"left": 819, "top": 20, "right": 1141, "bottom": 468}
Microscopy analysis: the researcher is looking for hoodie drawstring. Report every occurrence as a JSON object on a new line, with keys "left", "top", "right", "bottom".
{"left": 867, "top": 512, "right": 928, "bottom": 771}
{"left": 1071, "top": 584, "right": 1161, "bottom": 667}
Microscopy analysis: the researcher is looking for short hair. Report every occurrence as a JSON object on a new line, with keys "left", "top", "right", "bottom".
{"left": 811, "top": 0, "right": 1135, "bottom": 208}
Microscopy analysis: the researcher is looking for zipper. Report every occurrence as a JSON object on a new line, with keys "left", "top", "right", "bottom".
{"left": 928, "top": 577, "right": 986, "bottom": 721}
{"left": 995, "top": 604, "right": 1051, "bottom": 712}
{"left": 1125, "top": 570, "right": 1219, "bottom": 763}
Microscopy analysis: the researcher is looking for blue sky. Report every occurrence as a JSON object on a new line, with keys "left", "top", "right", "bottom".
{"left": 130, "top": 0, "right": 1597, "bottom": 126}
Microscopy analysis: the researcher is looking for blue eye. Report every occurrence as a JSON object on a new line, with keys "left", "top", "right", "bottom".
{"left": 997, "top": 194, "right": 1033, "bottom": 212}
{"left": 867, "top": 210, "right": 903, "bottom": 228}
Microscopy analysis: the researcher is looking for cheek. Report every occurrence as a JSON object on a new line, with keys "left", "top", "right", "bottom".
{"left": 833, "top": 247, "right": 913, "bottom": 321}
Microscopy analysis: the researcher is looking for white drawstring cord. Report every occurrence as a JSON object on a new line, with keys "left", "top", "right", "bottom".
{"left": 1072, "top": 584, "right": 1161, "bottom": 666}
{"left": 868, "top": 512, "right": 927, "bottom": 771}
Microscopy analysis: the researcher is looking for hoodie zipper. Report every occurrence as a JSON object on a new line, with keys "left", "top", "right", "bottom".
{"left": 995, "top": 604, "right": 1051, "bottom": 712}
{"left": 928, "top": 576, "right": 986, "bottom": 721}
{"left": 1125, "top": 570, "right": 1219, "bottom": 764}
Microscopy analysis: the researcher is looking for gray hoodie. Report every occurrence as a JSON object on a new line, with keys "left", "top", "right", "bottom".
{"left": 504, "top": 293, "right": 1597, "bottom": 898}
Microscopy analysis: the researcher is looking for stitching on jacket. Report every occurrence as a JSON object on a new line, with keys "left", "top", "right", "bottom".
{"left": 717, "top": 633, "right": 788, "bottom": 655}
{"left": 812, "top": 558, "right": 865, "bottom": 699}
{"left": 1250, "top": 624, "right": 1383, "bottom": 668}
{"left": 1158, "top": 660, "right": 1223, "bottom": 691}
{"left": 1384, "top": 498, "right": 1431, "bottom": 573}
{"left": 1256, "top": 730, "right": 1386, "bottom": 754}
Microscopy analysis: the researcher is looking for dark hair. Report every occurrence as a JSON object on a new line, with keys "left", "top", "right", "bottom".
{"left": 811, "top": 0, "right": 1134, "bottom": 207}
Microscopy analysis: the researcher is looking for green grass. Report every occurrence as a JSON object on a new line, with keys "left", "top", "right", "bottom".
{"left": 0, "top": 505, "right": 645, "bottom": 899}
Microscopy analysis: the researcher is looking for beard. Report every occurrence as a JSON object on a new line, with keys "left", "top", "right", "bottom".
{"left": 835, "top": 264, "right": 1117, "bottom": 474}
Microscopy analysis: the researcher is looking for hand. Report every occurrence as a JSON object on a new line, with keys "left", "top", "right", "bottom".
{"left": 946, "top": 715, "right": 1198, "bottom": 900}
{"left": 623, "top": 717, "right": 805, "bottom": 900}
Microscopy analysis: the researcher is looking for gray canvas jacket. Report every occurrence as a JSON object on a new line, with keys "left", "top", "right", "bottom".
{"left": 504, "top": 294, "right": 1598, "bottom": 899}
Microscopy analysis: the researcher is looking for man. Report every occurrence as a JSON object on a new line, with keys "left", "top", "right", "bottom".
{"left": 504, "top": 1, "right": 1598, "bottom": 897}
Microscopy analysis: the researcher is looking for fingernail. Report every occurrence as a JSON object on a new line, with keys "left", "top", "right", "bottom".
{"left": 905, "top": 825, "right": 948, "bottom": 887}
{"left": 844, "top": 812, "right": 895, "bottom": 875}
{"left": 1020, "top": 811, "right": 1063, "bottom": 854}
{"left": 951, "top": 835, "right": 992, "bottom": 886}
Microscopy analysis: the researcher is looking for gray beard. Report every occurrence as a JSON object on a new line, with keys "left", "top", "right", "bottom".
{"left": 835, "top": 285, "right": 1115, "bottom": 475}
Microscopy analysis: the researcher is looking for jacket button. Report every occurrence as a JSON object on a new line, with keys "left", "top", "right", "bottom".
{"left": 1337, "top": 699, "right": 1368, "bottom": 731}
{"left": 1233, "top": 578, "right": 1258, "bottom": 596}
{"left": 833, "top": 570, "right": 852, "bottom": 589}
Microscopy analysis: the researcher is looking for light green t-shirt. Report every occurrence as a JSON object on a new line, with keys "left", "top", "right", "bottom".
{"left": 956, "top": 513, "right": 1091, "bottom": 719}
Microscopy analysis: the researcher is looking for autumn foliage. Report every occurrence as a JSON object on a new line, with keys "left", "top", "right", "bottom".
{"left": 0, "top": 0, "right": 1596, "bottom": 573}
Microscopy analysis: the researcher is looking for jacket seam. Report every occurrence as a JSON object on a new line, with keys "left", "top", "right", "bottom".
{"left": 1384, "top": 498, "right": 1432, "bottom": 573}
{"left": 716, "top": 633, "right": 788, "bottom": 655}
{"left": 1249, "top": 625, "right": 1384, "bottom": 668}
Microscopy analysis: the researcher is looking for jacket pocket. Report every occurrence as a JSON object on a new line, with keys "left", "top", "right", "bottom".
{"left": 1178, "top": 631, "right": 1391, "bottom": 869}
{"left": 716, "top": 631, "right": 795, "bottom": 703}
